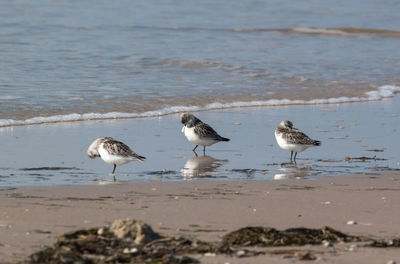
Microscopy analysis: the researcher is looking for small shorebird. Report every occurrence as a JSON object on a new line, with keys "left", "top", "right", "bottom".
{"left": 275, "top": 120, "right": 321, "bottom": 162}
{"left": 180, "top": 113, "right": 230, "bottom": 154}
{"left": 87, "top": 137, "right": 145, "bottom": 174}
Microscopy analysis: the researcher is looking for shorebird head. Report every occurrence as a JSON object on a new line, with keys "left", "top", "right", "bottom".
{"left": 180, "top": 113, "right": 200, "bottom": 126}
{"left": 278, "top": 120, "right": 294, "bottom": 129}
{"left": 87, "top": 137, "right": 114, "bottom": 159}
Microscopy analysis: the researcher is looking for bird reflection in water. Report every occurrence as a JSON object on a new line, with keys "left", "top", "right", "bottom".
{"left": 274, "top": 163, "right": 313, "bottom": 180}
{"left": 181, "top": 155, "right": 227, "bottom": 178}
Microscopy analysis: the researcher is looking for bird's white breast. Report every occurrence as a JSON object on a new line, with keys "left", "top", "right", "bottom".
{"left": 184, "top": 126, "right": 216, "bottom": 146}
{"left": 98, "top": 143, "right": 133, "bottom": 166}
{"left": 275, "top": 131, "right": 310, "bottom": 153}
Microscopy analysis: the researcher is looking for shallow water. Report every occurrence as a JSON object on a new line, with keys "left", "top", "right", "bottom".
{"left": 0, "top": 98, "right": 399, "bottom": 187}
{"left": 0, "top": 0, "right": 400, "bottom": 124}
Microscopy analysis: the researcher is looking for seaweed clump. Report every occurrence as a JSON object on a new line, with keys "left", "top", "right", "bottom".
{"left": 221, "top": 226, "right": 364, "bottom": 247}
{"left": 27, "top": 218, "right": 207, "bottom": 264}
{"left": 368, "top": 239, "right": 400, "bottom": 248}
{"left": 25, "top": 219, "right": 369, "bottom": 264}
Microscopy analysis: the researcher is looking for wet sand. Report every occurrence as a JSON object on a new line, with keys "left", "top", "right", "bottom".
{"left": 1, "top": 172, "right": 400, "bottom": 263}
{"left": 1, "top": 97, "right": 400, "bottom": 187}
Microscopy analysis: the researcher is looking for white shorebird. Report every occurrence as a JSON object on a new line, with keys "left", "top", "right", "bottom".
{"left": 87, "top": 137, "right": 145, "bottom": 174}
{"left": 180, "top": 113, "right": 230, "bottom": 154}
{"left": 274, "top": 120, "right": 321, "bottom": 162}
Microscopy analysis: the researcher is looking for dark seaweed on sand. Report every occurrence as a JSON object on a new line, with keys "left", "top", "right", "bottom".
{"left": 368, "top": 239, "right": 400, "bottom": 248}
{"left": 26, "top": 219, "right": 389, "bottom": 264}
{"left": 221, "top": 226, "right": 364, "bottom": 247}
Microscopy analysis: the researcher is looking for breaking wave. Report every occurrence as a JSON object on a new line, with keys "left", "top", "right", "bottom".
{"left": 0, "top": 85, "right": 398, "bottom": 128}
{"left": 285, "top": 27, "right": 400, "bottom": 37}
{"left": 150, "top": 26, "right": 400, "bottom": 38}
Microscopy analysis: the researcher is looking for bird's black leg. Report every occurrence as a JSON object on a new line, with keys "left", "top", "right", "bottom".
{"left": 293, "top": 152, "right": 297, "bottom": 163}
{"left": 112, "top": 164, "right": 116, "bottom": 174}
{"left": 290, "top": 151, "right": 293, "bottom": 161}
{"left": 203, "top": 146, "right": 206, "bottom": 154}
{"left": 192, "top": 145, "right": 199, "bottom": 156}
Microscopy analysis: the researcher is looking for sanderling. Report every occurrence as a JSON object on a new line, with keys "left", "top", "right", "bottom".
{"left": 87, "top": 137, "right": 145, "bottom": 174}
{"left": 180, "top": 113, "right": 230, "bottom": 154}
{"left": 274, "top": 120, "right": 321, "bottom": 162}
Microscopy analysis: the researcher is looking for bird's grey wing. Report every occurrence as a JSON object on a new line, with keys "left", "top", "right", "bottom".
{"left": 283, "top": 130, "right": 317, "bottom": 145}
{"left": 103, "top": 140, "right": 145, "bottom": 160}
{"left": 194, "top": 123, "right": 222, "bottom": 139}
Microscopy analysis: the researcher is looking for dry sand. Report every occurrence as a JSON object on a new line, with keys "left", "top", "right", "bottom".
{"left": 1, "top": 173, "right": 400, "bottom": 263}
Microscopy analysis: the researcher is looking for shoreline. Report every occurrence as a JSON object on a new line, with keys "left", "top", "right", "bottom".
{"left": 1, "top": 172, "right": 400, "bottom": 263}
{"left": 0, "top": 84, "right": 398, "bottom": 128}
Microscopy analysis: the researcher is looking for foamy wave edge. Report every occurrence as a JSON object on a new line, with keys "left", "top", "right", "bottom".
{"left": 1, "top": 85, "right": 399, "bottom": 128}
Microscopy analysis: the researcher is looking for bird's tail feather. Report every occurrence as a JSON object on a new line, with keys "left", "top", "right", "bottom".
{"left": 138, "top": 155, "right": 146, "bottom": 161}
{"left": 131, "top": 155, "right": 146, "bottom": 162}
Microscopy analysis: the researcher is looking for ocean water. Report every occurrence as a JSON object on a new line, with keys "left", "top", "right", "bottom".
{"left": 1, "top": 0, "right": 400, "bottom": 126}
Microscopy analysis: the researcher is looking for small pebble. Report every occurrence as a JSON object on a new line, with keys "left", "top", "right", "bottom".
{"left": 123, "top": 248, "right": 138, "bottom": 254}
{"left": 97, "top": 228, "right": 104, "bottom": 235}
{"left": 347, "top": 220, "right": 357, "bottom": 225}
{"left": 348, "top": 244, "right": 358, "bottom": 251}
{"left": 323, "top": 241, "right": 333, "bottom": 247}
{"left": 386, "top": 240, "right": 394, "bottom": 246}
{"left": 387, "top": 260, "right": 396, "bottom": 264}
{"left": 236, "top": 250, "right": 246, "bottom": 257}
{"left": 204, "top": 253, "right": 216, "bottom": 257}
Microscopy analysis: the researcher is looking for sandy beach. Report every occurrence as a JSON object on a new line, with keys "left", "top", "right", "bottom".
{"left": 1, "top": 172, "right": 400, "bottom": 263}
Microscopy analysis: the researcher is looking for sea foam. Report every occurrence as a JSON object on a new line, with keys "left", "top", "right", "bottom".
{"left": 0, "top": 85, "right": 399, "bottom": 128}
